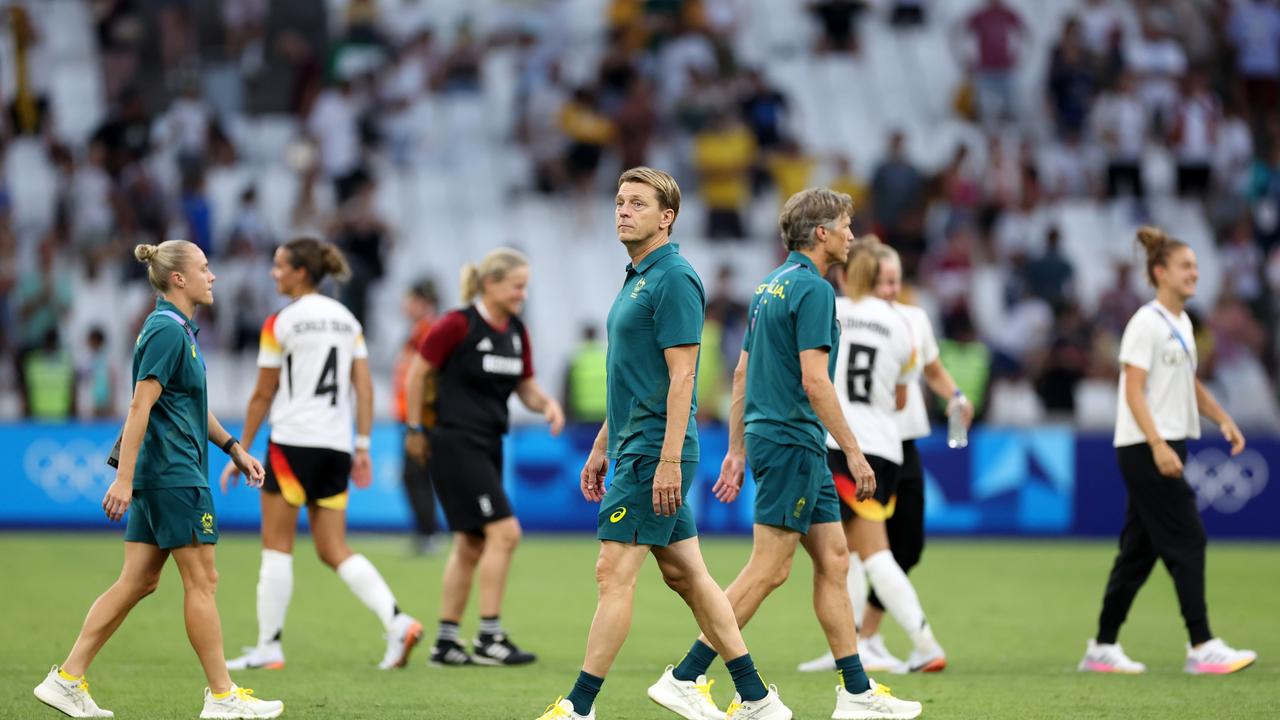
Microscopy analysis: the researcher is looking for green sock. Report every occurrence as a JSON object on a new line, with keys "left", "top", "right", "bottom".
{"left": 836, "top": 653, "right": 871, "bottom": 693}
{"left": 566, "top": 670, "right": 603, "bottom": 716}
{"left": 725, "top": 652, "right": 768, "bottom": 702}
{"left": 673, "top": 639, "right": 718, "bottom": 681}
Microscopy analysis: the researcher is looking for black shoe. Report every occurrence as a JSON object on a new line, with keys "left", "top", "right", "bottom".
{"left": 472, "top": 633, "right": 537, "bottom": 666}
{"left": 429, "top": 639, "right": 474, "bottom": 666}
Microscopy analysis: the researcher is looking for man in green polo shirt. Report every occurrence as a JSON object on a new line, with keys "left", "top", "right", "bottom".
{"left": 660, "top": 188, "right": 923, "bottom": 719}
{"left": 536, "top": 168, "right": 790, "bottom": 720}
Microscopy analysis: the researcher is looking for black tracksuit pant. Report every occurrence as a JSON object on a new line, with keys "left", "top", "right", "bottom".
{"left": 1096, "top": 440, "right": 1212, "bottom": 646}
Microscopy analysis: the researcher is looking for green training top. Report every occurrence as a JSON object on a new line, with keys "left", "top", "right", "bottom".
{"left": 605, "top": 242, "right": 704, "bottom": 461}
{"left": 130, "top": 298, "right": 209, "bottom": 489}
{"left": 742, "top": 251, "right": 839, "bottom": 454}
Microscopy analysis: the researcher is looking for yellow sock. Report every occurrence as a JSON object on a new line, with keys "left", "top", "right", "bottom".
{"left": 57, "top": 668, "right": 81, "bottom": 682}
{"left": 211, "top": 689, "right": 232, "bottom": 700}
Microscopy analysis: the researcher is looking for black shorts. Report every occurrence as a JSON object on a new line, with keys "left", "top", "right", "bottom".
{"left": 829, "top": 450, "right": 899, "bottom": 522}
{"left": 264, "top": 442, "right": 351, "bottom": 509}
{"left": 430, "top": 428, "right": 512, "bottom": 534}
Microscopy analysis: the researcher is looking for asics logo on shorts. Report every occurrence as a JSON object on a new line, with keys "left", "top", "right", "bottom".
{"left": 610, "top": 507, "right": 627, "bottom": 523}
{"left": 478, "top": 495, "right": 494, "bottom": 517}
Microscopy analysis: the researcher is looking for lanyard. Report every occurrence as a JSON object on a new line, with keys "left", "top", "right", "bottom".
{"left": 1146, "top": 302, "right": 1195, "bottom": 371}
{"left": 157, "top": 309, "right": 206, "bottom": 370}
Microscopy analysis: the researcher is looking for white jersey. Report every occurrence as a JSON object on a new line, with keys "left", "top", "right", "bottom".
{"left": 1114, "top": 301, "right": 1200, "bottom": 447}
{"left": 828, "top": 296, "right": 917, "bottom": 464}
{"left": 894, "top": 303, "right": 940, "bottom": 441}
{"left": 258, "top": 293, "right": 368, "bottom": 453}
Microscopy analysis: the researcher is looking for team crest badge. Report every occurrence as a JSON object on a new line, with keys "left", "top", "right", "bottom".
{"left": 201, "top": 513, "right": 215, "bottom": 534}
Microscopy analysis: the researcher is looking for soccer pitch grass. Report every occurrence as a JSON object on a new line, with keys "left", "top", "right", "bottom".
{"left": 3, "top": 533, "right": 1276, "bottom": 719}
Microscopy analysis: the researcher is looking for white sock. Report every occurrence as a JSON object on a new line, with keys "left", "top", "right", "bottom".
{"left": 336, "top": 554, "right": 398, "bottom": 631}
{"left": 257, "top": 549, "right": 293, "bottom": 647}
{"left": 847, "top": 553, "right": 868, "bottom": 631}
{"left": 863, "top": 549, "right": 936, "bottom": 654}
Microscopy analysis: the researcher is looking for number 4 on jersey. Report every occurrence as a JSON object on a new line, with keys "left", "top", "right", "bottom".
{"left": 315, "top": 346, "right": 339, "bottom": 406}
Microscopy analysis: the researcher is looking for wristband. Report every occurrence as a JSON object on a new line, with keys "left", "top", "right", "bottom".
{"left": 406, "top": 424, "right": 426, "bottom": 434}
{"left": 355, "top": 434, "right": 372, "bottom": 451}
{"left": 659, "top": 456, "right": 682, "bottom": 464}
{"left": 221, "top": 436, "right": 239, "bottom": 455}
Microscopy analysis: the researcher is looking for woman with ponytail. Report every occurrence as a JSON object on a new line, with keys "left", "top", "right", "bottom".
{"left": 404, "top": 247, "right": 564, "bottom": 666}
{"left": 222, "top": 237, "right": 423, "bottom": 672}
{"left": 35, "top": 240, "right": 282, "bottom": 720}
{"left": 1079, "top": 226, "right": 1255, "bottom": 676}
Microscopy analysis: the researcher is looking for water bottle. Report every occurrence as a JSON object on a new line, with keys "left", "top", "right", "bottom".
{"left": 947, "top": 390, "right": 969, "bottom": 449}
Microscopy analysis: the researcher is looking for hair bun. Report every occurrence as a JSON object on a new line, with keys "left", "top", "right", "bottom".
{"left": 134, "top": 244, "right": 158, "bottom": 263}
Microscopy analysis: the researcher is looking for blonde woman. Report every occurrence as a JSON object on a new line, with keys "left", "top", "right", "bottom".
{"left": 34, "top": 240, "right": 282, "bottom": 719}
{"left": 222, "top": 237, "right": 423, "bottom": 672}
{"left": 404, "top": 248, "right": 564, "bottom": 666}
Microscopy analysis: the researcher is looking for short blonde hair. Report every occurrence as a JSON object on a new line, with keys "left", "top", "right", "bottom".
{"left": 618, "top": 166, "right": 681, "bottom": 236}
{"left": 778, "top": 187, "right": 853, "bottom": 252}
{"left": 135, "top": 240, "right": 198, "bottom": 292}
{"left": 461, "top": 247, "right": 529, "bottom": 303}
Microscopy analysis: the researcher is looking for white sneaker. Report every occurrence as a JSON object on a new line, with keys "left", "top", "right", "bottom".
{"left": 1184, "top": 638, "right": 1256, "bottom": 675}
{"left": 725, "top": 685, "right": 792, "bottom": 719}
{"left": 861, "top": 635, "right": 906, "bottom": 673}
{"left": 536, "top": 697, "right": 595, "bottom": 719}
{"left": 1077, "top": 639, "right": 1146, "bottom": 674}
{"left": 33, "top": 666, "right": 114, "bottom": 718}
{"left": 647, "top": 664, "right": 722, "bottom": 720}
{"left": 833, "top": 680, "right": 922, "bottom": 720}
{"left": 379, "top": 614, "right": 424, "bottom": 670}
{"left": 199, "top": 685, "right": 284, "bottom": 719}
{"left": 226, "top": 643, "right": 285, "bottom": 671}
{"left": 797, "top": 650, "right": 836, "bottom": 673}
{"left": 903, "top": 641, "right": 946, "bottom": 673}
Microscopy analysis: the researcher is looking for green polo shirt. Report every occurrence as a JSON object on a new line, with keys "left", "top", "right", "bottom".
{"left": 605, "top": 242, "right": 704, "bottom": 461}
{"left": 130, "top": 298, "right": 209, "bottom": 489}
{"left": 742, "top": 251, "right": 839, "bottom": 454}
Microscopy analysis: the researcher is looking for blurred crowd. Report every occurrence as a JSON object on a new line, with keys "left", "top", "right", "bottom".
{"left": 2, "top": 0, "right": 1279, "bottom": 429}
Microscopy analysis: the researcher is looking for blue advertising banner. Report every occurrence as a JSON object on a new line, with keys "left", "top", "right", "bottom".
{"left": 2, "top": 423, "right": 1276, "bottom": 538}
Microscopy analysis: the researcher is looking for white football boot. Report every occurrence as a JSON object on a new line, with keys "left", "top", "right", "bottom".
{"left": 379, "top": 613, "right": 424, "bottom": 669}
{"left": 226, "top": 642, "right": 285, "bottom": 671}
{"left": 33, "top": 666, "right": 114, "bottom": 718}
{"left": 861, "top": 635, "right": 907, "bottom": 673}
{"left": 797, "top": 650, "right": 836, "bottom": 673}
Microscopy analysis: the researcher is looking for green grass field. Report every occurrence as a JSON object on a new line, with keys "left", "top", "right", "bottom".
{"left": 3, "top": 532, "right": 1277, "bottom": 719}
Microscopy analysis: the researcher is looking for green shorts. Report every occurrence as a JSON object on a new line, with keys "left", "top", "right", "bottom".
{"left": 747, "top": 435, "right": 840, "bottom": 535}
{"left": 125, "top": 486, "right": 219, "bottom": 549}
{"left": 597, "top": 454, "right": 698, "bottom": 548}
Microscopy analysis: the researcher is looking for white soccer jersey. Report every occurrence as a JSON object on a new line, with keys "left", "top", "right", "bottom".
{"left": 258, "top": 293, "right": 368, "bottom": 453}
{"left": 895, "top": 303, "right": 940, "bottom": 441}
{"left": 828, "top": 296, "right": 917, "bottom": 464}
{"left": 1114, "top": 301, "right": 1200, "bottom": 447}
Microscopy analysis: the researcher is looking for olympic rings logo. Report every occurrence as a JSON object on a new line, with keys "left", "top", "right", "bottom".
{"left": 1183, "top": 448, "right": 1269, "bottom": 514}
{"left": 22, "top": 438, "right": 117, "bottom": 503}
